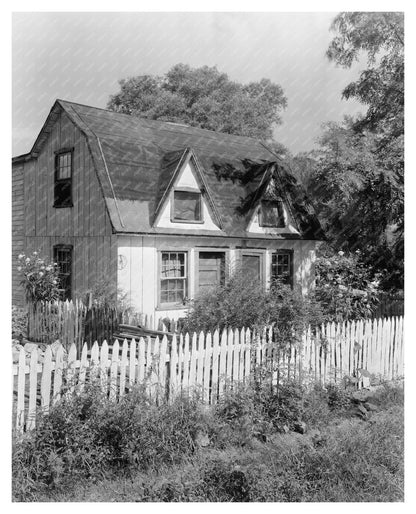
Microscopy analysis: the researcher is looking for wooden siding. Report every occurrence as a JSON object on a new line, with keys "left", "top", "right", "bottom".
{"left": 12, "top": 108, "right": 117, "bottom": 306}
{"left": 12, "top": 163, "right": 25, "bottom": 306}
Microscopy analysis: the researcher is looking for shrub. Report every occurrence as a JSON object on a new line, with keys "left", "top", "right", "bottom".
{"left": 12, "top": 305, "right": 27, "bottom": 339}
{"left": 182, "top": 270, "right": 272, "bottom": 333}
{"left": 12, "top": 384, "right": 208, "bottom": 500}
{"left": 315, "top": 248, "right": 382, "bottom": 321}
{"left": 17, "top": 251, "right": 61, "bottom": 304}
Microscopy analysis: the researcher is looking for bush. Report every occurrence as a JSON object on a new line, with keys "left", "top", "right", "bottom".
{"left": 12, "top": 305, "right": 27, "bottom": 339}
{"left": 12, "top": 384, "right": 208, "bottom": 501}
{"left": 17, "top": 251, "right": 61, "bottom": 304}
{"left": 183, "top": 268, "right": 324, "bottom": 338}
{"left": 315, "top": 248, "right": 382, "bottom": 321}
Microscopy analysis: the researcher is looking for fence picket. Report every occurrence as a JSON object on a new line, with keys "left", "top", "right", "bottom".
{"left": 16, "top": 347, "right": 26, "bottom": 433}
{"left": 13, "top": 316, "right": 404, "bottom": 432}
{"left": 41, "top": 346, "right": 52, "bottom": 415}
{"left": 211, "top": 330, "right": 220, "bottom": 402}
{"left": 203, "top": 332, "right": 212, "bottom": 402}
{"left": 78, "top": 343, "right": 89, "bottom": 392}
{"left": 109, "top": 340, "right": 120, "bottom": 400}
{"left": 53, "top": 344, "right": 64, "bottom": 403}
{"left": 27, "top": 347, "right": 38, "bottom": 431}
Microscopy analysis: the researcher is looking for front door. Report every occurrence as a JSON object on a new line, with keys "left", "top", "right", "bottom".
{"left": 198, "top": 251, "right": 226, "bottom": 294}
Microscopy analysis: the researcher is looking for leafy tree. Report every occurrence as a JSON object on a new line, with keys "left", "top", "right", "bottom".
{"left": 108, "top": 63, "right": 287, "bottom": 141}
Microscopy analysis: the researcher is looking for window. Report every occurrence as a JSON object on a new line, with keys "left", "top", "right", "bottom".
{"left": 53, "top": 245, "right": 72, "bottom": 299}
{"left": 160, "top": 252, "right": 188, "bottom": 306}
{"left": 271, "top": 250, "right": 293, "bottom": 287}
{"left": 172, "top": 190, "right": 202, "bottom": 222}
{"left": 259, "top": 200, "right": 285, "bottom": 228}
{"left": 54, "top": 150, "right": 73, "bottom": 207}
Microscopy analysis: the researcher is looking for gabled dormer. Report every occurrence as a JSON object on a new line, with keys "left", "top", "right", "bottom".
{"left": 153, "top": 148, "right": 223, "bottom": 231}
{"left": 247, "top": 175, "right": 300, "bottom": 235}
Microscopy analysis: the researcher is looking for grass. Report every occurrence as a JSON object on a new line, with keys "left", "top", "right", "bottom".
{"left": 12, "top": 380, "right": 404, "bottom": 502}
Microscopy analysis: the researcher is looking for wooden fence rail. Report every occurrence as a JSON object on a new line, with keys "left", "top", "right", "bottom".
{"left": 13, "top": 316, "right": 404, "bottom": 433}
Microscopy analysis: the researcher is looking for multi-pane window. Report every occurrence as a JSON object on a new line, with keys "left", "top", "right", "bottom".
{"left": 271, "top": 251, "right": 293, "bottom": 287}
{"left": 53, "top": 245, "right": 72, "bottom": 299}
{"left": 173, "top": 190, "right": 202, "bottom": 222}
{"left": 160, "top": 252, "right": 187, "bottom": 305}
{"left": 54, "top": 150, "right": 73, "bottom": 207}
{"left": 260, "top": 200, "right": 285, "bottom": 228}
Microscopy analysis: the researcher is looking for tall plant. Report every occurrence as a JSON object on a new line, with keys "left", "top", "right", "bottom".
{"left": 18, "top": 251, "right": 61, "bottom": 305}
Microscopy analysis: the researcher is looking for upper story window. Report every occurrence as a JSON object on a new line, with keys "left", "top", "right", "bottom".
{"left": 54, "top": 149, "right": 73, "bottom": 208}
{"left": 259, "top": 199, "right": 285, "bottom": 228}
{"left": 172, "top": 190, "right": 202, "bottom": 223}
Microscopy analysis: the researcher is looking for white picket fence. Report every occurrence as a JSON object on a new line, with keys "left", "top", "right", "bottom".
{"left": 13, "top": 316, "right": 404, "bottom": 433}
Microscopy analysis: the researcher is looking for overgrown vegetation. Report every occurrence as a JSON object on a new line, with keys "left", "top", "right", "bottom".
{"left": 17, "top": 251, "right": 61, "bottom": 304}
{"left": 12, "top": 379, "right": 403, "bottom": 502}
{"left": 314, "top": 248, "right": 382, "bottom": 321}
{"left": 182, "top": 270, "right": 325, "bottom": 334}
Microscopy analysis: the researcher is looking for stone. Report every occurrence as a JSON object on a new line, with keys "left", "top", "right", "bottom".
{"left": 364, "top": 402, "right": 379, "bottom": 412}
{"left": 293, "top": 421, "right": 307, "bottom": 434}
{"left": 351, "top": 389, "right": 373, "bottom": 403}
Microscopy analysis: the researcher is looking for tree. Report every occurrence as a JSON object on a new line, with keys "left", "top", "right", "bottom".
{"left": 293, "top": 12, "right": 404, "bottom": 290}
{"left": 108, "top": 63, "right": 287, "bottom": 141}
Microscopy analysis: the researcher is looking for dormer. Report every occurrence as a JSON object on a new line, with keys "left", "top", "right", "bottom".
{"left": 247, "top": 175, "right": 300, "bottom": 235}
{"left": 154, "top": 148, "right": 223, "bottom": 231}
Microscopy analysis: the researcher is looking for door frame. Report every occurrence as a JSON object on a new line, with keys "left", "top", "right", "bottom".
{"left": 194, "top": 247, "right": 229, "bottom": 296}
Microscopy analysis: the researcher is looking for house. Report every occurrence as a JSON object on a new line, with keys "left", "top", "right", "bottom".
{"left": 12, "top": 99, "right": 324, "bottom": 327}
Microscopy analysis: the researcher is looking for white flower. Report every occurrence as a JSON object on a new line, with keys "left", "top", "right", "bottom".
{"left": 338, "top": 251, "right": 344, "bottom": 256}
{"left": 18, "top": 254, "right": 24, "bottom": 259}
{"left": 52, "top": 279, "right": 57, "bottom": 284}
{"left": 17, "top": 266, "right": 22, "bottom": 272}
{"left": 39, "top": 271, "right": 44, "bottom": 277}
{"left": 33, "top": 251, "right": 38, "bottom": 256}
{"left": 25, "top": 258, "right": 30, "bottom": 263}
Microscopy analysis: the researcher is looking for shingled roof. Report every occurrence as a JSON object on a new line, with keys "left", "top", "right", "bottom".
{"left": 16, "top": 99, "right": 324, "bottom": 240}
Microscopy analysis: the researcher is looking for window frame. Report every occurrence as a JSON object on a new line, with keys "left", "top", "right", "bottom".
{"left": 54, "top": 148, "right": 74, "bottom": 208}
{"left": 158, "top": 250, "right": 189, "bottom": 309}
{"left": 259, "top": 199, "right": 286, "bottom": 228}
{"left": 171, "top": 187, "right": 203, "bottom": 224}
{"left": 53, "top": 244, "right": 73, "bottom": 300}
{"left": 195, "top": 249, "right": 228, "bottom": 295}
{"left": 241, "top": 250, "right": 265, "bottom": 288}
{"left": 271, "top": 249, "right": 294, "bottom": 288}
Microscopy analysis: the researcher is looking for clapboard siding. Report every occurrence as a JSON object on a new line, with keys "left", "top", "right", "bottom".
{"left": 12, "top": 106, "right": 116, "bottom": 306}
{"left": 12, "top": 163, "right": 25, "bottom": 306}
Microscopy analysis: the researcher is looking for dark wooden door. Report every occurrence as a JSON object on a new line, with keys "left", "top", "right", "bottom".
{"left": 198, "top": 252, "right": 226, "bottom": 293}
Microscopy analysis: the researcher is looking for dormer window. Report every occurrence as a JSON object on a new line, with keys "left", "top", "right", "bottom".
{"left": 54, "top": 149, "right": 73, "bottom": 208}
{"left": 172, "top": 190, "right": 202, "bottom": 223}
{"left": 259, "top": 199, "right": 285, "bottom": 228}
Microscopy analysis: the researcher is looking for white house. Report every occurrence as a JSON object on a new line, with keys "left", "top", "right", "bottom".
{"left": 12, "top": 100, "right": 324, "bottom": 327}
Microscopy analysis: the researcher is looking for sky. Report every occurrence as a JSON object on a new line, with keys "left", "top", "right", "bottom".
{"left": 12, "top": 11, "right": 365, "bottom": 156}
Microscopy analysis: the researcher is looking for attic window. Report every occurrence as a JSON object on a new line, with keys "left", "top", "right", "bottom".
{"left": 54, "top": 149, "right": 73, "bottom": 208}
{"left": 172, "top": 190, "right": 202, "bottom": 223}
{"left": 259, "top": 199, "right": 285, "bottom": 228}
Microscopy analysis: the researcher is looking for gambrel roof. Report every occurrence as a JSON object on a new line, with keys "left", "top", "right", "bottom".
{"left": 13, "top": 99, "right": 324, "bottom": 240}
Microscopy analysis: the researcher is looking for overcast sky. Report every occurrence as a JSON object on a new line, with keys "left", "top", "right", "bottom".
{"left": 12, "top": 11, "right": 364, "bottom": 156}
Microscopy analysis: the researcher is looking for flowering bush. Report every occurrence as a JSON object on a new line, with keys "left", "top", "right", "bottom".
{"left": 18, "top": 251, "right": 61, "bottom": 304}
{"left": 315, "top": 249, "right": 382, "bottom": 321}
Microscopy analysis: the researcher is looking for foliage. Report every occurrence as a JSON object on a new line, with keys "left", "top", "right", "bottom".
{"left": 182, "top": 270, "right": 272, "bottom": 333}
{"left": 108, "top": 63, "right": 287, "bottom": 141}
{"left": 320, "top": 12, "right": 404, "bottom": 290}
{"left": 77, "top": 272, "right": 131, "bottom": 312}
{"left": 315, "top": 248, "right": 382, "bottom": 321}
{"left": 12, "top": 383, "right": 208, "bottom": 501}
{"left": 182, "top": 268, "right": 324, "bottom": 337}
{"left": 17, "top": 251, "right": 61, "bottom": 304}
{"left": 12, "top": 305, "right": 27, "bottom": 339}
